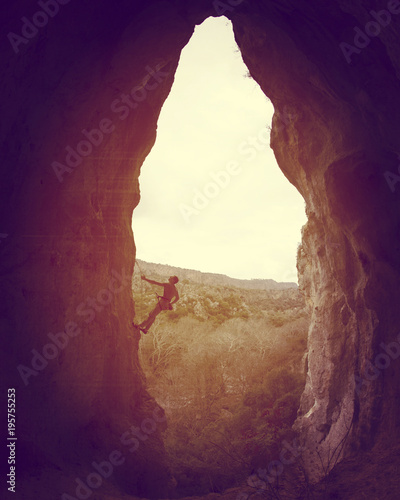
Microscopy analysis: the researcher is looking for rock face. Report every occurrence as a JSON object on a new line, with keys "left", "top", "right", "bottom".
{"left": 1, "top": 0, "right": 400, "bottom": 497}
{"left": 233, "top": 2, "right": 400, "bottom": 479}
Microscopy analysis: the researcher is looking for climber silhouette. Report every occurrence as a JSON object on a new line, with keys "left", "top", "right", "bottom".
{"left": 135, "top": 275, "right": 179, "bottom": 334}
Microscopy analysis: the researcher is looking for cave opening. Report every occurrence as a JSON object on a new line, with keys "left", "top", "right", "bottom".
{"left": 132, "top": 16, "right": 309, "bottom": 498}
{"left": 133, "top": 16, "right": 306, "bottom": 283}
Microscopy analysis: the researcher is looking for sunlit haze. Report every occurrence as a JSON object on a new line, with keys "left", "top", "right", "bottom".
{"left": 132, "top": 17, "right": 307, "bottom": 282}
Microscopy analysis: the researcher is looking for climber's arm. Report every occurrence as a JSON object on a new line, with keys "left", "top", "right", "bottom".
{"left": 141, "top": 276, "right": 163, "bottom": 287}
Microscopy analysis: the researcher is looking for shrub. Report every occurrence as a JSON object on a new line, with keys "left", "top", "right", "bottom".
{"left": 136, "top": 283, "right": 309, "bottom": 496}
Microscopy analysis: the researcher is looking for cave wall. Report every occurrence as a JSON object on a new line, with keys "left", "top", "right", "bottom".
{"left": 1, "top": 1, "right": 204, "bottom": 498}
{"left": 228, "top": 0, "right": 400, "bottom": 479}
{"left": 1, "top": 0, "right": 400, "bottom": 497}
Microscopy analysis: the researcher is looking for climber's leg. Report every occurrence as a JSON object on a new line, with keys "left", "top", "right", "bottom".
{"left": 139, "top": 303, "right": 162, "bottom": 332}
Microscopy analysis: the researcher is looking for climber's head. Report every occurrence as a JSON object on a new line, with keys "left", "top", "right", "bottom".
{"left": 169, "top": 276, "right": 179, "bottom": 284}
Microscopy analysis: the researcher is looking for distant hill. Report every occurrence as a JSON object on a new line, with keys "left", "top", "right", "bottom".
{"left": 135, "top": 259, "right": 297, "bottom": 290}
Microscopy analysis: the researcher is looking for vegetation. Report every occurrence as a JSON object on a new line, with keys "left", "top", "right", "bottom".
{"left": 133, "top": 266, "right": 309, "bottom": 497}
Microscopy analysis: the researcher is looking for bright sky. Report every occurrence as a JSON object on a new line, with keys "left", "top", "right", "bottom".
{"left": 132, "top": 17, "right": 307, "bottom": 282}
